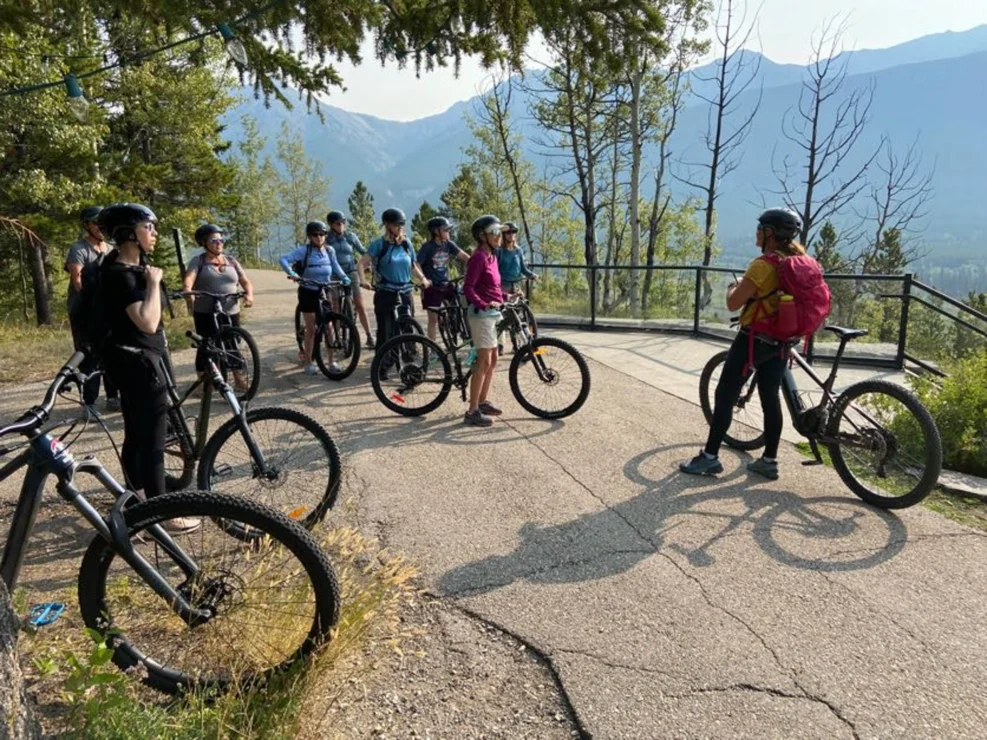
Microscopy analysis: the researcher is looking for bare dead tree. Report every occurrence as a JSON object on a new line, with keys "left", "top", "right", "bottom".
{"left": 856, "top": 137, "right": 935, "bottom": 273}
{"left": 0, "top": 218, "right": 51, "bottom": 326}
{"left": 679, "top": 0, "right": 763, "bottom": 266}
{"left": 773, "top": 18, "right": 884, "bottom": 246}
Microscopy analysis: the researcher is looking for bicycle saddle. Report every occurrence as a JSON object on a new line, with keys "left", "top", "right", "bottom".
{"left": 824, "top": 326, "right": 869, "bottom": 340}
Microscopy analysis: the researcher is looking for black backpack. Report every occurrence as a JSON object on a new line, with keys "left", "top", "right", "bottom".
{"left": 291, "top": 244, "right": 314, "bottom": 276}
{"left": 77, "top": 252, "right": 110, "bottom": 352}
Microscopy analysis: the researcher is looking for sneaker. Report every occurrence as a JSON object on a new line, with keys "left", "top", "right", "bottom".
{"left": 366, "top": 335, "right": 376, "bottom": 350}
{"left": 162, "top": 517, "right": 201, "bottom": 534}
{"left": 105, "top": 397, "right": 121, "bottom": 412}
{"left": 329, "top": 362, "right": 342, "bottom": 374}
{"left": 464, "top": 408, "right": 494, "bottom": 427}
{"left": 679, "top": 452, "right": 724, "bottom": 476}
{"left": 497, "top": 344, "right": 504, "bottom": 356}
{"left": 747, "top": 457, "right": 780, "bottom": 480}
{"left": 305, "top": 363, "right": 319, "bottom": 376}
{"left": 479, "top": 400, "right": 503, "bottom": 416}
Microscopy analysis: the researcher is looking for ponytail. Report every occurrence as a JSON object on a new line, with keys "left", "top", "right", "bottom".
{"left": 776, "top": 239, "right": 806, "bottom": 257}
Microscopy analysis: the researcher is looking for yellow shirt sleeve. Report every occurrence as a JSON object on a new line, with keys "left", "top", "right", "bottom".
{"left": 740, "top": 257, "right": 780, "bottom": 325}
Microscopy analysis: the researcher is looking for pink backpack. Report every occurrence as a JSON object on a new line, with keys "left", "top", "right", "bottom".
{"left": 746, "top": 252, "right": 832, "bottom": 371}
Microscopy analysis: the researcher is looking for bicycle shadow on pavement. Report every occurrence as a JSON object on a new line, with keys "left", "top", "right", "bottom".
{"left": 438, "top": 443, "right": 908, "bottom": 598}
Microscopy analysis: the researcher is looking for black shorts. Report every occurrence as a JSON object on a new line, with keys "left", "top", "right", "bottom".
{"left": 297, "top": 287, "right": 320, "bottom": 314}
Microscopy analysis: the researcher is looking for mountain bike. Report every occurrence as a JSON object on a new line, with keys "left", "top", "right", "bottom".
{"left": 0, "top": 353, "right": 340, "bottom": 694}
{"left": 173, "top": 289, "right": 260, "bottom": 403}
{"left": 698, "top": 326, "right": 943, "bottom": 509}
{"left": 162, "top": 330, "right": 342, "bottom": 529}
{"left": 291, "top": 278, "right": 361, "bottom": 380}
{"left": 500, "top": 278, "right": 538, "bottom": 354}
{"left": 370, "top": 297, "right": 591, "bottom": 419}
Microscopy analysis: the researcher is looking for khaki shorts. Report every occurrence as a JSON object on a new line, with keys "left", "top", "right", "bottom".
{"left": 346, "top": 270, "right": 362, "bottom": 301}
{"left": 467, "top": 312, "right": 500, "bottom": 349}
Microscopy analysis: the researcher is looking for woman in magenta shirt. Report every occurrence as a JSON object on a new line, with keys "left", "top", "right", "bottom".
{"left": 462, "top": 215, "right": 506, "bottom": 427}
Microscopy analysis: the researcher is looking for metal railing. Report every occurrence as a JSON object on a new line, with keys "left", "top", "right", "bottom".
{"left": 526, "top": 263, "right": 987, "bottom": 376}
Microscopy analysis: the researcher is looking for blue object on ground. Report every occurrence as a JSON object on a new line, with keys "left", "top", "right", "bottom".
{"left": 27, "top": 602, "right": 65, "bottom": 627}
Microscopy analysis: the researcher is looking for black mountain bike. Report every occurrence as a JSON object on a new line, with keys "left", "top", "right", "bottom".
{"left": 292, "top": 278, "right": 360, "bottom": 380}
{"left": 699, "top": 326, "right": 943, "bottom": 509}
{"left": 500, "top": 278, "right": 539, "bottom": 353}
{"left": 162, "top": 331, "right": 342, "bottom": 528}
{"left": 0, "top": 353, "right": 340, "bottom": 694}
{"left": 371, "top": 295, "right": 591, "bottom": 419}
{"left": 174, "top": 289, "right": 260, "bottom": 403}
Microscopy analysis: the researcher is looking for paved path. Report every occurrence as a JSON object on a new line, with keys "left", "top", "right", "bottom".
{"left": 4, "top": 269, "right": 987, "bottom": 738}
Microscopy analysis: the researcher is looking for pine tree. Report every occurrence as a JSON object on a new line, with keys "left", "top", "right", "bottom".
{"left": 410, "top": 201, "right": 441, "bottom": 247}
{"left": 347, "top": 181, "right": 377, "bottom": 245}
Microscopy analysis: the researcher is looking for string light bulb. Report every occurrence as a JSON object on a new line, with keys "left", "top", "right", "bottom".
{"left": 217, "top": 23, "right": 248, "bottom": 66}
{"left": 64, "top": 74, "right": 88, "bottom": 123}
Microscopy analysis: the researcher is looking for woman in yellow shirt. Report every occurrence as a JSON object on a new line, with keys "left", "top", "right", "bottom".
{"left": 680, "top": 208, "right": 806, "bottom": 480}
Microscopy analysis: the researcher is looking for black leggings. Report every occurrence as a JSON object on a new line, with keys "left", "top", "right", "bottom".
{"left": 705, "top": 331, "right": 787, "bottom": 459}
{"left": 69, "top": 313, "right": 118, "bottom": 405}
{"left": 373, "top": 289, "right": 412, "bottom": 358}
{"left": 105, "top": 347, "right": 169, "bottom": 498}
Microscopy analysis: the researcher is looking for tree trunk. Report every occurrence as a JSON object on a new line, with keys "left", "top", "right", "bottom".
{"left": 0, "top": 581, "right": 41, "bottom": 739}
{"left": 27, "top": 241, "right": 51, "bottom": 326}
{"left": 628, "top": 67, "right": 643, "bottom": 317}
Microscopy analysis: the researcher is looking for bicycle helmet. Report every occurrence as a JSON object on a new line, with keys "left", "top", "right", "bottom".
{"left": 80, "top": 206, "right": 102, "bottom": 223}
{"left": 327, "top": 210, "right": 346, "bottom": 225}
{"left": 381, "top": 208, "right": 406, "bottom": 226}
{"left": 98, "top": 203, "right": 157, "bottom": 245}
{"left": 194, "top": 223, "right": 224, "bottom": 245}
{"left": 502, "top": 221, "right": 519, "bottom": 234}
{"left": 757, "top": 208, "right": 802, "bottom": 240}
{"left": 427, "top": 216, "right": 452, "bottom": 233}
{"left": 471, "top": 215, "right": 502, "bottom": 242}
{"left": 306, "top": 220, "right": 328, "bottom": 236}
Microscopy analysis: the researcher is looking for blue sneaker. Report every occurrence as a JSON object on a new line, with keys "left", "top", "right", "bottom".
{"left": 747, "top": 457, "right": 779, "bottom": 480}
{"left": 679, "top": 452, "right": 724, "bottom": 476}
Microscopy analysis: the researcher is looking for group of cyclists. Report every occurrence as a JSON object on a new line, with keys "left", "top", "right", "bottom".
{"left": 62, "top": 197, "right": 810, "bottom": 506}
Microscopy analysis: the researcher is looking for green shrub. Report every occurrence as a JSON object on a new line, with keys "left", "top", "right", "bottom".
{"left": 910, "top": 350, "right": 987, "bottom": 477}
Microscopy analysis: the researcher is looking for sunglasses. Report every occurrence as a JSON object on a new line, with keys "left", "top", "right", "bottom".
{"left": 504, "top": 229, "right": 518, "bottom": 235}
{"left": 208, "top": 237, "right": 225, "bottom": 245}
{"left": 139, "top": 222, "right": 158, "bottom": 233}
{"left": 311, "top": 232, "right": 327, "bottom": 237}
{"left": 484, "top": 225, "right": 503, "bottom": 236}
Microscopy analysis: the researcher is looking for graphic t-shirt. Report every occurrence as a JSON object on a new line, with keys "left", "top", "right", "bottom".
{"left": 416, "top": 240, "right": 462, "bottom": 283}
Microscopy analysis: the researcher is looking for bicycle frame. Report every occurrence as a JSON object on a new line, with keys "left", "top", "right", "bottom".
{"left": 0, "top": 434, "right": 212, "bottom": 624}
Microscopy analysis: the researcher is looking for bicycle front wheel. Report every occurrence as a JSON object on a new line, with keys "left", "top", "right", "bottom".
{"left": 217, "top": 326, "right": 261, "bottom": 403}
{"left": 509, "top": 337, "right": 590, "bottom": 419}
{"left": 698, "top": 351, "right": 766, "bottom": 451}
{"left": 77, "top": 491, "right": 340, "bottom": 695}
{"left": 826, "top": 380, "right": 942, "bottom": 509}
{"left": 314, "top": 312, "right": 360, "bottom": 380}
{"left": 294, "top": 305, "right": 305, "bottom": 352}
{"left": 198, "top": 406, "right": 342, "bottom": 528}
{"left": 164, "top": 408, "right": 195, "bottom": 491}
{"left": 370, "top": 333, "right": 452, "bottom": 416}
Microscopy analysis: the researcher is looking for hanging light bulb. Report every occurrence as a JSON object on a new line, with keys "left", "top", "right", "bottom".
{"left": 64, "top": 74, "right": 89, "bottom": 123}
{"left": 217, "top": 23, "right": 249, "bottom": 66}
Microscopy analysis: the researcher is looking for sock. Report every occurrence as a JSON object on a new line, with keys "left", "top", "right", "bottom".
{"left": 701, "top": 450, "right": 717, "bottom": 460}
{"left": 762, "top": 456, "right": 777, "bottom": 464}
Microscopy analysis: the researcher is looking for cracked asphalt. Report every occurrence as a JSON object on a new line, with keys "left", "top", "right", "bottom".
{"left": 6, "top": 269, "right": 987, "bottom": 738}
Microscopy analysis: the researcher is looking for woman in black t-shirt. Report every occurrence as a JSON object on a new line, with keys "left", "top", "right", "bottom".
{"left": 98, "top": 204, "right": 197, "bottom": 530}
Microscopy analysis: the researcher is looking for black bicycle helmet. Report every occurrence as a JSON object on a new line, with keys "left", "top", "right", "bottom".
{"left": 758, "top": 208, "right": 802, "bottom": 240}
{"left": 327, "top": 210, "right": 346, "bottom": 225}
{"left": 381, "top": 208, "right": 406, "bottom": 226}
{"left": 471, "top": 214, "right": 502, "bottom": 242}
{"left": 502, "top": 221, "right": 519, "bottom": 233}
{"left": 80, "top": 206, "right": 102, "bottom": 223}
{"left": 98, "top": 203, "right": 157, "bottom": 244}
{"left": 194, "top": 223, "right": 224, "bottom": 245}
{"left": 427, "top": 216, "right": 452, "bottom": 234}
{"left": 306, "top": 220, "right": 328, "bottom": 235}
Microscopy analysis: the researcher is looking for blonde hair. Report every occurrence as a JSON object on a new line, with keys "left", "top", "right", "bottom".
{"left": 776, "top": 239, "right": 806, "bottom": 257}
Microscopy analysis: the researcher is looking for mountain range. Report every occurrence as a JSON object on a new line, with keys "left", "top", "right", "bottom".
{"left": 224, "top": 24, "right": 987, "bottom": 263}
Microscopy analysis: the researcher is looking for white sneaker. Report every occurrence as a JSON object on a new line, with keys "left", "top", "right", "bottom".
{"left": 329, "top": 362, "right": 342, "bottom": 374}
{"left": 305, "top": 363, "right": 319, "bottom": 375}
{"left": 162, "top": 517, "right": 201, "bottom": 534}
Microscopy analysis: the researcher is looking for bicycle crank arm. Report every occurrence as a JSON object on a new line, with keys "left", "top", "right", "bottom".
{"left": 801, "top": 438, "right": 825, "bottom": 466}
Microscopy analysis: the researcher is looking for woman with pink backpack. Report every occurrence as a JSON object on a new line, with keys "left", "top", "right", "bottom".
{"left": 680, "top": 207, "right": 830, "bottom": 481}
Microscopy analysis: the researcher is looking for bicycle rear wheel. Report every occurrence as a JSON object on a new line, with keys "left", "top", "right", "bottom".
{"left": 826, "top": 380, "right": 942, "bottom": 509}
{"left": 198, "top": 406, "right": 342, "bottom": 528}
{"left": 698, "top": 350, "right": 766, "bottom": 451}
{"left": 164, "top": 408, "right": 195, "bottom": 491}
{"left": 77, "top": 491, "right": 340, "bottom": 695}
{"left": 370, "top": 334, "right": 452, "bottom": 416}
{"left": 509, "top": 337, "right": 590, "bottom": 419}
{"left": 217, "top": 326, "right": 260, "bottom": 403}
{"left": 314, "top": 312, "right": 360, "bottom": 380}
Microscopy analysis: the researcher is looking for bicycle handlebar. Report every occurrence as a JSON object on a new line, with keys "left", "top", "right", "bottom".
{"left": 0, "top": 351, "right": 85, "bottom": 441}
{"left": 291, "top": 277, "right": 349, "bottom": 290}
{"left": 171, "top": 290, "right": 247, "bottom": 301}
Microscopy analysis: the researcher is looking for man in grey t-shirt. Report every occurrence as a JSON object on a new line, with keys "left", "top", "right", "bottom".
{"left": 65, "top": 206, "right": 118, "bottom": 411}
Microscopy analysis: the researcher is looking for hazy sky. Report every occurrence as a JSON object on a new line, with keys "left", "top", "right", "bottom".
{"left": 322, "top": 1, "right": 987, "bottom": 121}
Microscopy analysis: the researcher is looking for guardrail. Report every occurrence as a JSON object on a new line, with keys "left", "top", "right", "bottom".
{"left": 525, "top": 263, "right": 987, "bottom": 377}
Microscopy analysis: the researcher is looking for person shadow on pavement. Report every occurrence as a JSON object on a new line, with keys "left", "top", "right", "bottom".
{"left": 438, "top": 443, "right": 907, "bottom": 598}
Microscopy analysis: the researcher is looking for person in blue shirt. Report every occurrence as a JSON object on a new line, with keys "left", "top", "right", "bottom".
{"left": 358, "top": 208, "right": 431, "bottom": 363}
{"left": 417, "top": 215, "right": 470, "bottom": 340}
{"left": 326, "top": 210, "right": 375, "bottom": 349}
{"left": 496, "top": 221, "right": 538, "bottom": 354}
{"left": 280, "top": 220, "right": 350, "bottom": 376}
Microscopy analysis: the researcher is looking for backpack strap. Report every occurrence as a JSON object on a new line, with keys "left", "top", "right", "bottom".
{"left": 299, "top": 243, "right": 314, "bottom": 275}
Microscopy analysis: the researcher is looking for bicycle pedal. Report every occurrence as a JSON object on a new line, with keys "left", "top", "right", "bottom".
{"left": 211, "top": 463, "right": 234, "bottom": 478}
{"left": 801, "top": 460, "right": 823, "bottom": 467}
